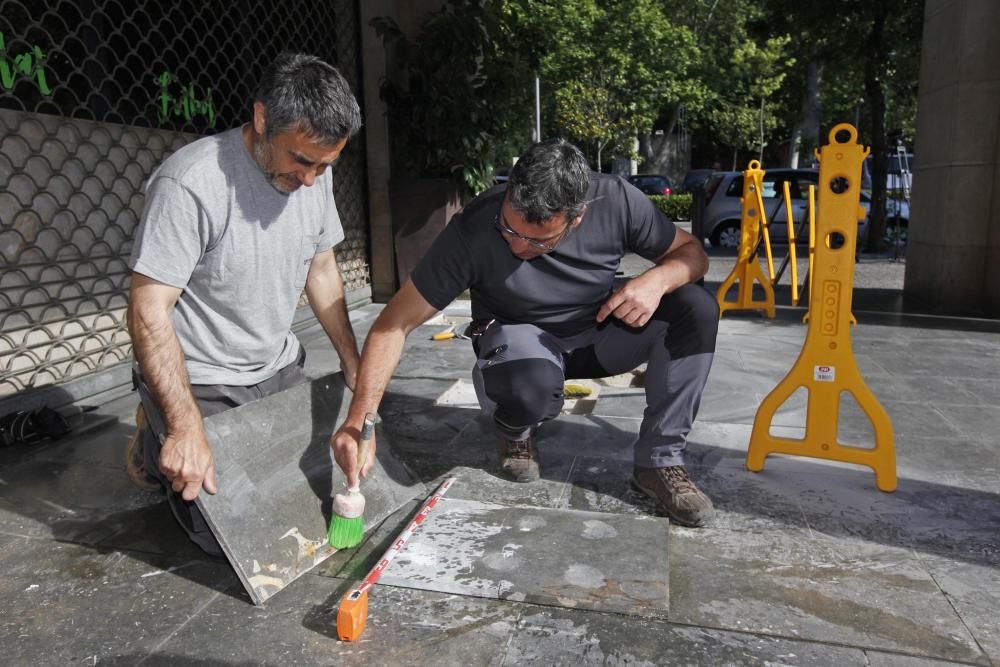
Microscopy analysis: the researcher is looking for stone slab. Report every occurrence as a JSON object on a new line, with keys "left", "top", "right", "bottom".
{"left": 0, "top": 458, "right": 155, "bottom": 545}
{"left": 0, "top": 539, "right": 238, "bottom": 664}
{"left": 363, "top": 497, "right": 671, "bottom": 619}
{"left": 196, "top": 373, "right": 423, "bottom": 605}
{"left": 509, "top": 606, "right": 869, "bottom": 666}
{"left": 669, "top": 528, "right": 988, "bottom": 664}
{"left": 148, "top": 575, "right": 517, "bottom": 666}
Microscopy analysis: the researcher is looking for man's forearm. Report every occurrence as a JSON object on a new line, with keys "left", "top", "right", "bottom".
{"left": 345, "top": 323, "right": 406, "bottom": 424}
{"left": 306, "top": 272, "right": 359, "bottom": 365}
{"left": 128, "top": 306, "right": 202, "bottom": 435}
{"left": 648, "top": 239, "right": 709, "bottom": 293}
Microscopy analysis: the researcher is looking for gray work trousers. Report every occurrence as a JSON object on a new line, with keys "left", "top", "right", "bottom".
{"left": 471, "top": 283, "right": 719, "bottom": 468}
{"left": 134, "top": 347, "right": 307, "bottom": 556}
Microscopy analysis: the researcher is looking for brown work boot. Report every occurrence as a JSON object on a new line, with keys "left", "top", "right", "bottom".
{"left": 632, "top": 465, "right": 714, "bottom": 527}
{"left": 496, "top": 436, "right": 540, "bottom": 483}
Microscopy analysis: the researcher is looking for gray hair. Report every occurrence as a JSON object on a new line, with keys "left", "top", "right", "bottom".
{"left": 254, "top": 53, "right": 362, "bottom": 143}
{"left": 508, "top": 138, "right": 590, "bottom": 224}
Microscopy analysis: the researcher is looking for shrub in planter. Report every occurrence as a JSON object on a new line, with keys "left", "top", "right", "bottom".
{"left": 648, "top": 193, "right": 692, "bottom": 221}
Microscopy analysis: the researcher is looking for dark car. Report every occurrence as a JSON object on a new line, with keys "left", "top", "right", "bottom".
{"left": 627, "top": 174, "right": 673, "bottom": 196}
{"left": 680, "top": 169, "right": 715, "bottom": 193}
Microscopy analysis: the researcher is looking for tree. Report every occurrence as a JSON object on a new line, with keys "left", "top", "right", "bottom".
{"left": 371, "top": 0, "right": 534, "bottom": 195}
{"left": 702, "top": 35, "right": 793, "bottom": 169}
{"left": 504, "top": 0, "right": 698, "bottom": 168}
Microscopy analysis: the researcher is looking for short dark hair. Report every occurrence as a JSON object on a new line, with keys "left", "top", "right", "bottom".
{"left": 508, "top": 138, "right": 590, "bottom": 224}
{"left": 254, "top": 52, "right": 362, "bottom": 144}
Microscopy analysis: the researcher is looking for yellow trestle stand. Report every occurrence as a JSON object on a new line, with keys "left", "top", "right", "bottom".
{"left": 717, "top": 160, "right": 776, "bottom": 319}
{"left": 746, "top": 124, "right": 897, "bottom": 492}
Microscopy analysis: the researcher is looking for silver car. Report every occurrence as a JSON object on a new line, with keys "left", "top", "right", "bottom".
{"left": 702, "top": 168, "right": 908, "bottom": 248}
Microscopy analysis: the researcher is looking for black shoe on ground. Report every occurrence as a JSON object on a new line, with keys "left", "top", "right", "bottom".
{"left": 497, "top": 436, "right": 540, "bottom": 483}
{"left": 631, "top": 465, "right": 714, "bottom": 527}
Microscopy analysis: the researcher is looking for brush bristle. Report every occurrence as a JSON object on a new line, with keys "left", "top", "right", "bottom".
{"left": 328, "top": 514, "right": 365, "bottom": 549}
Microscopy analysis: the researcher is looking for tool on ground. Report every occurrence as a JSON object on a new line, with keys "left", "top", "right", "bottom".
{"left": 431, "top": 323, "right": 470, "bottom": 341}
{"left": 336, "top": 476, "right": 456, "bottom": 641}
{"left": 563, "top": 383, "right": 592, "bottom": 398}
{"left": 328, "top": 412, "right": 376, "bottom": 549}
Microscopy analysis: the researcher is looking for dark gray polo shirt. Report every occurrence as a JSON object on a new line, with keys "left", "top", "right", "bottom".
{"left": 411, "top": 173, "right": 677, "bottom": 338}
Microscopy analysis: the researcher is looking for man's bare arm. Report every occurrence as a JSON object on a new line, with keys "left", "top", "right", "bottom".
{"left": 597, "top": 227, "right": 709, "bottom": 328}
{"left": 304, "top": 248, "right": 361, "bottom": 389}
{"left": 330, "top": 280, "right": 439, "bottom": 487}
{"left": 127, "top": 272, "right": 217, "bottom": 500}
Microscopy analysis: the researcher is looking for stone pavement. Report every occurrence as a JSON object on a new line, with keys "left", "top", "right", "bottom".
{"left": 1, "top": 274, "right": 999, "bottom": 665}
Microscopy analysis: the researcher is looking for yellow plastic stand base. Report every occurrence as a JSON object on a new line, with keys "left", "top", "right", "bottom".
{"left": 746, "top": 124, "right": 896, "bottom": 492}
{"left": 717, "top": 160, "right": 776, "bottom": 319}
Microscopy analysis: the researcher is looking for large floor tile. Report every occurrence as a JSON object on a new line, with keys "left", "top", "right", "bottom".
{"left": 149, "top": 577, "right": 517, "bottom": 667}
{"left": 669, "top": 529, "right": 987, "bottom": 663}
{"left": 508, "top": 606, "right": 869, "bottom": 666}
{"left": 344, "top": 497, "right": 671, "bottom": 619}
{"left": 0, "top": 539, "right": 239, "bottom": 664}
{"left": 917, "top": 552, "right": 1000, "bottom": 665}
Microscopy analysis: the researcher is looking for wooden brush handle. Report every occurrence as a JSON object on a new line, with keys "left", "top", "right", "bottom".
{"left": 356, "top": 412, "right": 376, "bottom": 473}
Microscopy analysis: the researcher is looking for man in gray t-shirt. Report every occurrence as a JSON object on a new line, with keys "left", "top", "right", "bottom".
{"left": 331, "top": 139, "right": 720, "bottom": 528}
{"left": 127, "top": 53, "right": 363, "bottom": 554}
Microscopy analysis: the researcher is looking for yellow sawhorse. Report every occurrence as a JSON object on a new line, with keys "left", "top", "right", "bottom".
{"left": 717, "top": 160, "right": 775, "bottom": 319}
{"left": 746, "top": 124, "right": 896, "bottom": 492}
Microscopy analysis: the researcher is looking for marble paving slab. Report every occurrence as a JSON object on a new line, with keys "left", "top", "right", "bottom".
{"left": 0, "top": 539, "right": 239, "bottom": 665}
{"left": 359, "top": 497, "right": 670, "bottom": 618}
{"left": 668, "top": 529, "right": 988, "bottom": 664}
{"left": 197, "top": 373, "right": 423, "bottom": 605}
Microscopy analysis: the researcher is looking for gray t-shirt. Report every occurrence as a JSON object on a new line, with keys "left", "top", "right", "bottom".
{"left": 411, "top": 173, "right": 677, "bottom": 337}
{"left": 129, "top": 127, "right": 344, "bottom": 385}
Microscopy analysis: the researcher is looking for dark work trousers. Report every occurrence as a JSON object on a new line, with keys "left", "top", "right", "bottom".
{"left": 471, "top": 283, "right": 719, "bottom": 469}
{"left": 133, "top": 347, "right": 307, "bottom": 556}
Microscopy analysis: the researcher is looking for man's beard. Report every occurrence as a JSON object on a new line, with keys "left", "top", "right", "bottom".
{"left": 252, "top": 135, "right": 298, "bottom": 194}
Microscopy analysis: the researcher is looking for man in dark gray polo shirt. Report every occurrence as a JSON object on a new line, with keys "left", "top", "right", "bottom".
{"left": 127, "top": 53, "right": 363, "bottom": 554}
{"left": 333, "top": 138, "right": 719, "bottom": 527}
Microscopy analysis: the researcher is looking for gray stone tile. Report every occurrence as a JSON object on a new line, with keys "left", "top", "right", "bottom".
{"left": 838, "top": 398, "right": 965, "bottom": 442}
{"left": 0, "top": 459, "right": 154, "bottom": 545}
{"left": 669, "top": 529, "right": 986, "bottom": 663}
{"left": 508, "top": 607, "right": 869, "bottom": 666}
{"left": 873, "top": 351, "right": 1000, "bottom": 381}
{"left": 917, "top": 552, "right": 1000, "bottom": 664}
{"left": 149, "top": 577, "right": 516, "bottom": 666}
{"left": 722, "top": 457, "right": 1000, "bottom": 565}
{"left": 0, "top": 539, "right": 239, "bottom": 665}
{"left": 365, "top": 498, "right": 671, "bottom": 618}
{"left": 453, "top": 413, "right": 638, "bottom": 465}
{"left": 196, "top": 373, "right": 422, "bottom": 605}
{"left": 957, "top": 377, "right": 1000, "bottom": 407}
{"left": 929, "top": 403, "right": 1000, "bottom": 445}
{"left": 894, "top": 435, "right": 1000, "bottom": 482}
{"left": 864, "top": 373, "right": 981, "bottom": 406}
{"left": 392, "top": 325, "right": 478, "bottom": 380}
{"left": 865, "top": 652, "right": 974, "bottom": 666}
{"left": 445, "top": 465, "right": 576, "bottom": 509}
{"left": 94, "top": 499, "right": 213, "bottom": 561}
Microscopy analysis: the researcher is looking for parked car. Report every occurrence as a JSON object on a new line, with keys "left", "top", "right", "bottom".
{"left": 703, "top": 168, "right": 909, "bottom": 248}
{"left": 680, "top": 169, "right": 715, "bottom": 193}
{"left": 862, "top": 152, "right": 914, "bottom": 194}
{"left": 627, "top": 174, "right": 673, "bottom": 196}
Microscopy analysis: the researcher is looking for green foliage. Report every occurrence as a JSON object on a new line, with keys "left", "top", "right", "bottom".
{"left": 370, "top": 1, "right": 532, "bottom": 195}
{"left": 648, "top": 194, "right": 693, "bottom": 222}
{"left": 504, "top": 0, "right": 698, "bottom": 167}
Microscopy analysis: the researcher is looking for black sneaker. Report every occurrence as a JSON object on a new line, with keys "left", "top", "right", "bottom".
{"left": 632, "top": 465, "right": 714, "bottom": 527}
{"left": 497, "top": 436, "right": 540, "bottom": 483}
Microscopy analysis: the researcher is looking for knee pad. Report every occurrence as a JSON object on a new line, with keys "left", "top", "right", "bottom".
{"left": 482, "top": 358, "right": 564, "bottom": 428}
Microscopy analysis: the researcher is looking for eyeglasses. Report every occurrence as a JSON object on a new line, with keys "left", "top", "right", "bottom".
{"left": 494, "top": 210, "right": 573, "bottom": 252}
